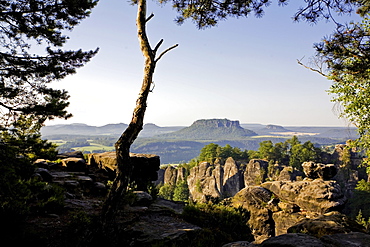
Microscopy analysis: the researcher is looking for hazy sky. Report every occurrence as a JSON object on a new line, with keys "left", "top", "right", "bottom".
{"left": 46, "top": 0, "right": 359, "bottom": 127}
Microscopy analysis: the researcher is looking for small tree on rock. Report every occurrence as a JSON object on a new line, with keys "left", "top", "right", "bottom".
{"left": 101, "top": 0, "right": 178, "bottom": 224}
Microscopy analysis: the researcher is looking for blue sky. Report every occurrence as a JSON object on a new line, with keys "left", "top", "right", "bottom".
{"left": 47, "top": 0, "right": 360, "bottom": 127}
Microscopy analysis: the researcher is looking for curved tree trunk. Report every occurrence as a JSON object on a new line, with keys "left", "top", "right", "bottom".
{"left": 101, "top": 0, "right": 177, "bottom": 224}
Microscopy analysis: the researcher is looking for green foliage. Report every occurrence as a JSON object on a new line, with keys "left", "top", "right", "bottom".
{"left": 314, "top": 17, "right": 370, "bottom": 172}
{"left": 182, "top": 202, "right": 253, "bottom": 245}
{"left": 197, "top": 143, "right": 248, "bottom": 163}
{"left": 345, "top": 180, "right": 370, "bottom": 219}
{"left": 0, "top": 116, "right": 64, "bottom": 230}
{"left": 26, "top": 180, "right": 65, "bottom": 214}
{"left": 249, "top": 136, "right": 323, "bottom": 170}
{"left": 0, "top": 0, "right": 98, "bottom": 128}
{"left": 289, "top": 140, "right": 322, "bottom": 171}
{"left": 167, "top": 0, "right": 363, "bottom": 28}
{"left": 158, "top": 183, "right": 175, "bottom": 200}
{"left": 1, "top": 116, "right": 58, "bottom": 161}
{"left": 173, "top": 180, "right": 190, "bottom": 202}
{"left": 198, "top": 143, "right": 220, "bottom": 163}
{"left": 195, "top": 179, "right": 202, "bottom": 193}
{"left": 356, "top": 179, "right": 370, "bottom": 192}
{"left": 356, "top": 210, "right": 370, "bottom": 232}
{"left": 158, "top": 179, "right": 190, "bottom": 202}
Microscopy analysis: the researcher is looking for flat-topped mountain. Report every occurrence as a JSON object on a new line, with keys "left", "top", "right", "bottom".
{"left": 154, "top": 119, "right": 257, "bottom": 140}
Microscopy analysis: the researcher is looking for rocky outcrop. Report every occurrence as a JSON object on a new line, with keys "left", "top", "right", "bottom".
{"left": 259, "top": 233, "right": 325, "bottom": 247}
{"left": 88, "top": 152, "right": 160, "bottom": 191}
{"left": 164, "top": 165, "right": 178, "bottom": 185}
{"left": 232, "top": 174, "right": 348, "bottom": 242}
{"left": 62, "top": 157, "right": 87, "bottom": 172}
{"left": 302, "top": 162, "right": 337, "bottom": 180}
{"left": 187, "top": 162, "right": 223, "bottom": 201}
{"left": 244, "top": 159, "right": 269, "bottom": 186}
{"left": 223, "top": 157, "right": 243, "bottom": 197}
{"left": 88, "top": 151, "right": 117, "bottom": 172}
{"left": 119, "top": 198, "right": 202, "bottom": 246}
{"left": 320, "top": 232, "right": 370, "bottom": 247}
{"left": 278, "top": 166, "right": 304, "bottom": 181}
{"left": 186, "top": 159, "right": 245, "bottom": 202}
{"left": 261, "top": 179, "right": 346, "bottom": 214}
{"left": 232, "top": 186, "right": 276, "bottom": 243}
{"left": 287, "top": 211, "right": 366, "bottom": 238}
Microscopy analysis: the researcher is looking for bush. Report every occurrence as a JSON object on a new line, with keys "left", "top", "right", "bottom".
{"left": 173, "top": 180, "right": 189, "bottom": 202}
{"left": 182, "top": 202, "right": 253, "bottom": 246}
{"left": 345, "top": 180, "right": 370, "bottom": 219}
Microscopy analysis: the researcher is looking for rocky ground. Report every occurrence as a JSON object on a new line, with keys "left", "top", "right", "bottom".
{"left": 17, "top": 150, "right": 370, "bottom": 247}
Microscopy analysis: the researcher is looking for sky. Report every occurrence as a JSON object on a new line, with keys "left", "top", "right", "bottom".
{"left": 46, "top": 0, "right": 360, "bottom": 127}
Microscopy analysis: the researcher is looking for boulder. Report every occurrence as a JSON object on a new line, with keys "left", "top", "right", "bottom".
{"left": 33, "top": 168, "right": 53, "bottom": 182}
{"left": 62, "top": 158, "right": 87, "bottom": 172}
{"left": 287, "top": 211, "right": 366, "bottom": 238}
{"left": 261, "top": 180, "right": 346, "bottom": 214}
{"left": 88, "top": 152, "right": 160, "bottom": 191}
{"left": 244, "top": 159, "right": 268, "bottom": 186}
{"left": 232, "top": 186, "right": 275, "bottom": 243}
{"left": 130, "top": 153, "right": 160, "bottom": 191}
{"left": 320, "top": 232, "right": 370, "bottom": 247}
{"left": 302, "top": 162, "right": 337, "bottom": 180}
{"left": 88, "top": 152, "right": 117, "bottom": 171}
{"left": 278, "top": 166, "right": 304, "bottom": 181}
{"left": 259, "top": 233, "right": 325, "bottom": 247}
{"left": 273, "top": 211, "right": 306, "bottom": 236}
{"left": 132, "top": 191, "right": 153, "bottom": 206}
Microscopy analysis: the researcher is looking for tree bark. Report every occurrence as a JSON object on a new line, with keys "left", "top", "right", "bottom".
{"left": 101, "top": 0, "right": 177, "bottom": 224}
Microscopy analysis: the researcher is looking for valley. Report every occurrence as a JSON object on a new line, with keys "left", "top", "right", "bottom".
{"left": 41, "top": 119, "right": 358, "bottom": 164}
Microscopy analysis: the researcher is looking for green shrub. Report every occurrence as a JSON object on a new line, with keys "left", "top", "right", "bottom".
{"left": 356, "top": 210, "right": 370, "bottom": 232}
{"left": 173, "top": 180, "right": 189, "bottom": 202}
{"left": 182, "top": 202, "right": 253, "bottom": 246}
{"left": 158, "top": 183, "right": 175, "bottom": 200}
{"left": 345, "top": 180, "right": 370, "bottom": 219}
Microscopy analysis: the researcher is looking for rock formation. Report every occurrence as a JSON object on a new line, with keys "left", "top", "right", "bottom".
{"left": 231, "top": 162, "right": 349, "bottom": 242}
{"left": 185, "top": 158, "right": 246, "bottom": 202}
{"left": 223, "top": 157, "right": 243, "bottom": 197}
{"left": 244, "top": 159, "right": 269, "bottom": 186}
{"left": 88, "top": 152, "right": 160, "bottom": 191}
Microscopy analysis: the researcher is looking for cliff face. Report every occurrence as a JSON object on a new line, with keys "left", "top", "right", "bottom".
{"left": 165, "top": 158, "right": 244, "bottom": 202}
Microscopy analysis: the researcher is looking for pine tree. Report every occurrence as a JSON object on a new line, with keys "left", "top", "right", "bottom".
{"left": 0, "top": 0, "right": 98, "bottom": 129}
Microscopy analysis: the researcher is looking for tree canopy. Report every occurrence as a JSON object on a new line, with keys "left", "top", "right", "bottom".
{"left": 310, "top": 17, "right": 370, "bottom": 170}
{"left": 164, "top": 0, "right": 367, "bottom": 28}
{"left": 0, "top": 0, "right": 98, "bottom": 130}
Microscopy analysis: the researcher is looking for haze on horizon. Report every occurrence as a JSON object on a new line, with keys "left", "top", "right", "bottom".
{"left": 45, "top": 0, "right": 359, "bottom": 128}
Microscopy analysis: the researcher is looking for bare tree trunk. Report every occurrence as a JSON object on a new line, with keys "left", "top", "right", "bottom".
{"left": 101, "top": 0, "right": 177, "bottom": 224}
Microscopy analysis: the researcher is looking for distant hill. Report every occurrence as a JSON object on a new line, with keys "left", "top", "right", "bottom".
{"left": 264, "top": 124, "right": 289, "bottom": 132}
{"left": 154, "top": 119, "right": 257, "bottom": 140}
{"left": 41, "top": 119, "right": 359, "bottom": 164}
{"left": 41, "top": 123, "right": 184, "bottom": 138}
